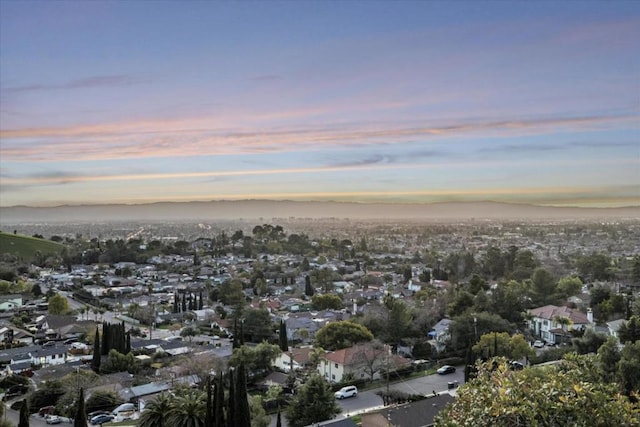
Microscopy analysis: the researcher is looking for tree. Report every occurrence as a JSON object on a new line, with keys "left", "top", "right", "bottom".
{"left": 249, "top": 395, "right": 270, "bottom": 427}
{"left": 101, "top": 349, "right": 137, "bottom": 374}
{"left": 617, "top": 315, "right": 640, "bottom": 344}
{"left": 472, "top": 332, "right": 534, "bottom": 361}
{"left": 285, "top": 373, "right": 340, "bottom": 427}
{"left": 530, "top": 268, "right": 557, "bottom": 306}
{"left": 167, "top": 388, "right": 205, "bottom": 427}
{"left": 448, "top": 312, "right": 515, "bottom": 353}
{"left": 434, "top": 356, "right": 640, "bottom": 426}
{"left": 315, "top": 321, "right": 374, "bottom": 351}
{"left": 597, "top": 336, "right": 621, "bottom": 383}
{"left": 304, "top": 275, "right": 314, "bottom": 296}
{"left": 18, "top": 399, "right": 29, "bottom": 427}
{"left": 180, "top": 326, "right": 198, "bottom": 342}
{"left": 556, "top": 275, "right": 583, "bottom": 298}
{"left": 233, "top": 363, "right": 251, "bottom": 427}
{"left": 351, "top": 340, "right": 388, "bottom": 381}
{"left": 618, "top": 341, "right": 640, "bottom": 396}
{"left": 310, "top": 294, "right": 343, "bottom": 311}
{"left": 32, "top": 283, "right": 42, "bottom": 297}
{"left": 48, "top": 293, "right": 70, "bottom": 315}
{"left": 552, "top": 315, "right": 573, "bottom": 345}
{"left": 74, "top": 388, "right": 88, "bottom": 427}
{"left": 385, "top": 299, "right": 414, "bottom": 343}
{"left": 92, "top": 327, "right": 101, "bottom": 373}
{"left": 278, "top": 320, "right": 288, "bottom": 352}
{"left": 242, "top": 308, "right": 274, "bottom": 343}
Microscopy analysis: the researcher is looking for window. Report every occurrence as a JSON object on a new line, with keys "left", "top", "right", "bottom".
{"left": 335, "top": 363, "right": 338, "bottom": 369}
{"left": 332, "top": 374, "right": 335, "bottom": 380}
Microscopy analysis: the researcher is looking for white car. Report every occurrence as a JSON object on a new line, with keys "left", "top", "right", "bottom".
{"left": 334, "top": 385, "right": 358, "bottom": 399}
{"left": 533, "top": 340, "right": 545, "bottom": 348}
{"left": 45, "top": 415, "right": 62, "bottom": 425}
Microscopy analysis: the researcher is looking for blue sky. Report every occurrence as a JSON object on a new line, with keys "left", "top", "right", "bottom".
{"left": 1, "top": 1, "right": 638, "bottom": 207}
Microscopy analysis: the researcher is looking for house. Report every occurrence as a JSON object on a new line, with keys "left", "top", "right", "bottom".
{"left": 362, "top": 394, "right": 455, "bottom": 427}
{"left": 427, "top": 318, "right": 452, "bottom": 353}
{"left": 0, "top": 295, "right": 23, "bottom": 311}
{"left": 273, "top": 347, "right": 313, "bottom": 372}
{"left": 41, "top": 315, "right": 93, "bottom": 340}
{"left": 30, "top": 346, "right": 68, "bottom": 367}
{"left": 606, "top": 318, "right": 626, "bottom": 339}
{"left": 527, "top": 305, "right": 593, "bottom": 344}
{"left": 318, "top": 344, "right": 409, "bottom": 384}
{"left": 119, "top": 381, "right": 171, "bottom": 402}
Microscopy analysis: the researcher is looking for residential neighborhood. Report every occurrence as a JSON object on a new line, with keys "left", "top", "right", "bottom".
{"left": 0, "top": 218, "right": 638, "bottom": 426}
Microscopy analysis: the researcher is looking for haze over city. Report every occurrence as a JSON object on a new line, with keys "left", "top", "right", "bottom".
{"left": 1, "top": 1, "right": 638, "bottom": 209}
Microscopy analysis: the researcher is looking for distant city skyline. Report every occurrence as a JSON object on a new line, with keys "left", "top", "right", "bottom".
{"left": 1, "top": 1, "right": 638, "bottom": 208}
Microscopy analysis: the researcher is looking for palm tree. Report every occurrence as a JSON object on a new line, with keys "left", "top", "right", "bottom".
{"left": 167, "top": 388, "right": 206, "bottom": 427}
{"left": 137, "top": 393, "right": 173, "bottom": 427}
{"left": 553, "top": 315, "right": 573, "bottom": 345}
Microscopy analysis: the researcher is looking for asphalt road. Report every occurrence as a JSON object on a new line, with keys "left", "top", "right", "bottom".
{"left": 269, "top": 367, "right": 464, "bottom": 427}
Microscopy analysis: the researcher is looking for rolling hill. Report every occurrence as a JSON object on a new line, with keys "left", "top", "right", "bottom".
{"left": 0, "top": 232, "right": 66, "bottom": 262}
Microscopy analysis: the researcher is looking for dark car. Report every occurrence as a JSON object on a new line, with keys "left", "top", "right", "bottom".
{"left": 437, "top": 365, "right": 456, "bottom": 375}
{"left": 90, "top": 414, "right": 114, "bottom": 425}
{"left": 509, "top": 361, "right": 525, "bottom": 370}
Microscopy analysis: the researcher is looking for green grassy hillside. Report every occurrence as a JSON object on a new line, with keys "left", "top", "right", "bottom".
{"left": 0, "top": 232, "right": 66, "bottom": 262}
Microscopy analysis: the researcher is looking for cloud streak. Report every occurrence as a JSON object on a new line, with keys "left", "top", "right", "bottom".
{"left": 1, "top": 112, "right": 636, "bottom": 162}
{"left": 2, "top": 74, "right": 147, "bottom": 94}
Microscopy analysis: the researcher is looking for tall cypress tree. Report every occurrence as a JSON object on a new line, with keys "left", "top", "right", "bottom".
{"left": 276, "top": 410, "right": 282, "bottom": 427}
{"left": 227, "top": 369, "right": 235, "bottom": 427}
{"left": 205, "top": 376, "right": 213, "bottom": 427}
{"left": 74, "top": 388, "right": 88, "bottom": 427}
{"left": 101, "top": 322, "right": 109, "bottom": 355}
{"left": 199, "top": 292, "right": 204, "bottom": 310}
{"left": 173, "top": 293, "right": 179, "bottom": 313}
{"left": 18, "top": 398, "right": 29, "bottom": 427}
{"left": 181, "top": 293, "right": 187, "bottom": 312}
{"left": 214, "top": 374, "right": 225, "bottom": 427}
{"left": 279, "top": 319, "right": 289, "bottom": 352}
{"left": 125, "top": 331, "right": 131, "bottom": 354}
{"left": 92, "top": 327, "right": 101, "bottom": 373}
{"left": 234, "top": 363, "right": 251, "bottom": 427}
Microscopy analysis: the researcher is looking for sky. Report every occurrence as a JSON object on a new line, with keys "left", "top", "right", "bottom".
{"left": 0, "top": 1, "right": 638, "bottom": 208}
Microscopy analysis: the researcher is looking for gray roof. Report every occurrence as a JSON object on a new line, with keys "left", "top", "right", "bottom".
{"left": 379, "top": 394, "right": 455, "bottom": 427}
{"left": 119, "top": 382, "right": 171, "bottom": 401}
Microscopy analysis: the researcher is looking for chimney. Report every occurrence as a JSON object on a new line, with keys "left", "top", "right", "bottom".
{"left": 587, "top": 308, "right": 593, "bottom": 324}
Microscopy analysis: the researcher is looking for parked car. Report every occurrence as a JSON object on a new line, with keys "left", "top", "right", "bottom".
{"left": 437, "top": 365, "right": 456, "bottom": 375}
{"left": 533, "top": 340, "right": 545, "bottom": 348}
{"left": 509, "top": 361, "right": 525, "bottom": 370}
{"left": 87, "top": 410, "right": 110, "bottom": 420}
{"left": 334, "top": 385, "right": 358, "bottom": 399}
{"left": 45, "top": 415, "right": 62, "bottom": 424}
{"left": 90, "top": 414, "right": 114, "bottom": 425}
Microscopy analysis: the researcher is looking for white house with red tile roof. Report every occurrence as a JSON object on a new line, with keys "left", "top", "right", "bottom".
{"left": 318, "top": 343, "right": 409, "bottom": 383}
{"left": 527, "top": 305, "right": 593, "bottom": 345}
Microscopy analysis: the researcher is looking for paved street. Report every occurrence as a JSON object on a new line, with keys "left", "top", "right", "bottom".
{"left": 270, "top": 367, "right": 464, "bottom": 427}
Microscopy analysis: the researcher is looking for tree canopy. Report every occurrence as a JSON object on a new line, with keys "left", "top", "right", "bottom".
{"left": 48, "top": 293, "right": 70, "bottom": 315}
{"left": 315, "top": 321, "right": 374, "bottom": 351}
{"left": 435, "top": 355, "right": 640, "bottom": 426}
{"left": 285, "top": 373, "right": 340, "bottom": 427}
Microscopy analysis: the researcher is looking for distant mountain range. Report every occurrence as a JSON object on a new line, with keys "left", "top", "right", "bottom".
{"left": 1, "top": 200, "right": 638, "bottom": 223}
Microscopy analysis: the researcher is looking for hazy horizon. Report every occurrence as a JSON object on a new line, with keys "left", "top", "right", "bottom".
{"left": 2, "top": 200, "right": 639, "bottom": 224}
{"left": 1, "top": 2, "right": 639, "bottom": 208}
